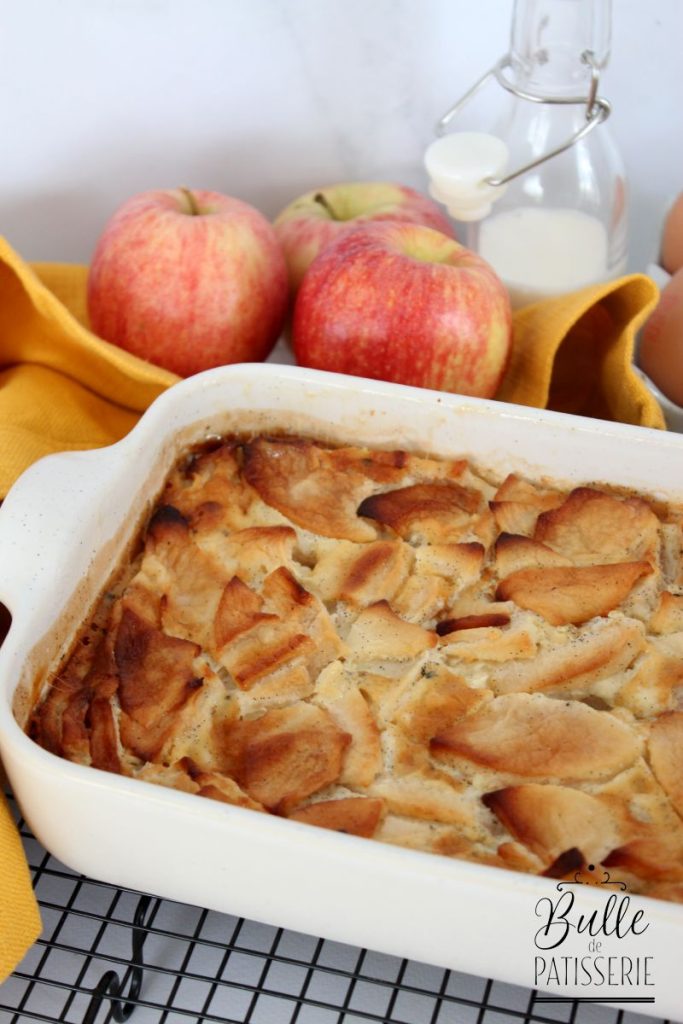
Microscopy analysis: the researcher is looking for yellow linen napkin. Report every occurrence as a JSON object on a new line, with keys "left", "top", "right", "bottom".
{"left": 0, "top": 237, "right": 178, "bottom": 497}
{"left": 0, "top": 774, "right": 41, "bottom": 983}
{"left": 497, "top": 273, "right": 664, "bottom": 428}
{"left": 0, "top": 236, "right": 665, "bottom": 981}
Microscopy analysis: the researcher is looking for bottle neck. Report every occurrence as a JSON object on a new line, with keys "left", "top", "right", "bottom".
{"left": 509, "top": 0, "right": 611, "bottom": 98}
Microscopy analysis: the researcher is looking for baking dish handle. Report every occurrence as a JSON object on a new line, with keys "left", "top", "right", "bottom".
{"left": 0, "top": 444, "right": 127, "bottom": 622}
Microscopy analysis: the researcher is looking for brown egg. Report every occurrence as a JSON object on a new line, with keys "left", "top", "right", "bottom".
{"left": 640, "top": 267, "right": 683, "bottom": 406}
{"left": 661, "top": 192, "right": 683, "bottom": 275}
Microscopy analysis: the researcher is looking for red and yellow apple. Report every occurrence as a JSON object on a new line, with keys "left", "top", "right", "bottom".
{"left": 292, "top": 222, "right": 512, "bottom": 399}
{"left": 274, "top": 181, "right": 455, "bottom": 293}
{"left": 88, "top": 188, "right": 288, "bottom": 377}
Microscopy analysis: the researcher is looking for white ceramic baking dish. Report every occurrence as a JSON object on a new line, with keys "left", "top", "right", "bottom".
{"left": 0, "top": 364, "right": 681, "bottom": 1019}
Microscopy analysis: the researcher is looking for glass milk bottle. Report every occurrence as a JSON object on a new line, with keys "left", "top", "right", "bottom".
{"left": 426, "top": 0, "right": 627, "bottom": 308}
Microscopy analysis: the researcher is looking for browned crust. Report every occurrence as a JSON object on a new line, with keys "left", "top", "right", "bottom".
{"left": 416, "top": 541, "right": 485, "bottom": 577}
{"left": 534, "top": 487, "right": 660, "bottom": 564}
{"left": 214, "top": 576, "right": 273, "bottom": 649}
{"left": 605, "top": 834, "right": 683, "bottom": 883}
{"left": 115, "top": 609, "right": 202, "bottom": 728}
{"left": 358, "top": 482, "right": 482, "bottom": 539}
{"left": 88, "top": 687, "right": 121, "bottom": 774}
{"left": 496, "top": 562, "right": 652, "bottom": 626}
{"left": 222, "top": 624, "right": 315, "bottom": 690}
{"left": 242, "top": 437, "right": 384, "bottom": 541}
{"left": 431, "top": 693, "right": 640, "bottom": 781}
{"left": 394, "top": 667, "right": 493, "bottom": 745}
{"left": 339, "top": 541, "right": 410, "bottom": 605}
{"left": 436, "top": 613, "right": 511, "bottom": 636}
{"left": 320, "top": 688, "right": 382, "bottom": 789}
{"left": 146, "top": 503, "right": 190, "bottom": 543}
{"left": 218, "top": 704, "right": 351, "bottom": 813}
{"left": 493, "top": 474, "right": 564, "bottom": 510}
{"left": 494, "top": 533, "right": 572, "bottom": 576}
{"left": 288, "top": 797, "right": 384, "bottom": 837}
{"left": 181, "top": 760, "right": 266, "bottom": 812}
{"left": 346, "top": 600, "right": 437, "bottom": 660}
{"left": 490, "top": 502, "right": 540, "bottom": 537}
{"left": 484, "top": 784, "right": 623, "bottom": 866}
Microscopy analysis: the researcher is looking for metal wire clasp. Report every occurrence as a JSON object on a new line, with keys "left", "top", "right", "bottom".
{"left": 435, "top": 50, "right": 611, "bottom": 188}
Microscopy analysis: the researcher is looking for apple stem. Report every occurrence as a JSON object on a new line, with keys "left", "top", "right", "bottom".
{"left": 180, "top": 187, "right": 200, "bottom": 216}
{"left": 314, "top": 192, "right": 339, "bottom": 220}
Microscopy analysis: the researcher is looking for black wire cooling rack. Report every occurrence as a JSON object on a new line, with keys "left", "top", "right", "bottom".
{"left": 0, "top": 790, "right": 671, "bottom": 1024}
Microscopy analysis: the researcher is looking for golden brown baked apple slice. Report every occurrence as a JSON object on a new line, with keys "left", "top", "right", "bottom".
{"left": 431, "top": 692, "right": 639, "bottom": 781}
{"left": 484, "top": 783, "right": 624, "bottom": 867}
{"left": 217, "top": 703, "right": 351, "bottom": 813}
{"left": 534, "top": 487, "right": 660, "bottom": 565}
{"left": 496, "top": 561, "right": 652, "bottom": 626}
{"left": 288, "top": 797, "right": 384, "bottom": 838}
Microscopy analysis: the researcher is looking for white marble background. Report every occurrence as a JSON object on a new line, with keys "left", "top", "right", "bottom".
{"left": 0, "top": 0, "right": 681, "bottom": 271}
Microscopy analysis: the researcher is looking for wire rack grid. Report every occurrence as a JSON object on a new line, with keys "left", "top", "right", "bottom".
{"left": 0, "top": 791, "right": 673, "bottom": 1024}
